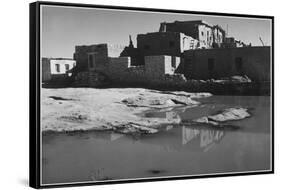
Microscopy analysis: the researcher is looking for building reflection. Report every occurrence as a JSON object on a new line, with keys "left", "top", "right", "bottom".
{"left": 139, "top": 109, "right": 226, "bottom": 152}
{"left": 82, "top": 109, "right": 226, "bottom": 152}
{"left": 182, "top": 126, "right": 225, "bottom": 151}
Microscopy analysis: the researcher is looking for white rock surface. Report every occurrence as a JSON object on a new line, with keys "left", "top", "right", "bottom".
{"left": 42, "top": 88, "right": 210, "bottom": 133}
{"left": 193, "top": 108, "right": 250, "bottom": 126}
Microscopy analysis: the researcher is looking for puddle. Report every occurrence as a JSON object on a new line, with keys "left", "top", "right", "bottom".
{"left": 42, "top": 95, "right": 271, "bottom": 184}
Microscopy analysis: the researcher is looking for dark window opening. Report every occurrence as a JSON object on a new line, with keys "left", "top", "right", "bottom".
{"left": 169, "top": 41, "right": 175, "bottom": 48}
{"left": 172, "top": 56, "right": 176, "bottom": 68}
{"left": 89, "top": 54, "right": 94, "bottom": 68}
{"left": 208, "top": 58, "right": 215, "bottom": 71}
{"left": 201, "top": 31, "right": 204, "bottom": 36}
{"left": 55, "top": 64, "right": 60, "bottom": 72}
{"left": 235, "top": 57, "right": 243, "bottom": 71}
{"left": 65, "top": 64, "right": 70, "bottom": 71}
{"left": 144, "top": 45, "right": 150, "bottom": 50}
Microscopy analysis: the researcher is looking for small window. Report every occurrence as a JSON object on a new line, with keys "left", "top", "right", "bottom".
{"left": 65, "top": 64, "right": 70, "bottom": 71}
{"left": 235, "top": 57, "right": 243, "bottom": 71}
{"left": 89, "top": 54, "right": 94, "bottom": 68}
{"left": 169, "top": 41, "right": 175, "bottom": 48}
{"left": 144, "top": 45, "right": 150, "bottom": 50}
{"left": 208, "top": 58, "right": 215, "bottom": 71}
{"left": 55, "top": 64, "right": 60, "bottom": 72}
{"left": 201, "top": 31, "right": 204, "bottom": 36}
{"left": 172, "top": 56, "right": 176, "bottom": 68}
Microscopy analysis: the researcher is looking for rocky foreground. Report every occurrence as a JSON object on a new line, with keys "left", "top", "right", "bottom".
{"left": 42, "top": 88, "right": 250, "bottom": 134}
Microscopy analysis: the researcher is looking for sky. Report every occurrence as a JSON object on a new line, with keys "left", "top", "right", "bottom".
{"left": 41, "top": 5, "right": 272, "bottom": 58}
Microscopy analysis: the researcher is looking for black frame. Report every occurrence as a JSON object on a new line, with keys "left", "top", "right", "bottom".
{"left": 29, "top": 1, "right": 274, "bottom": 188}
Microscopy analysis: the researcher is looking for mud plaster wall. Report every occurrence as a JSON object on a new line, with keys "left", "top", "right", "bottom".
{"left": 42, "top": 58, "right": 51, "bottom": 82}
{"left": 50, "top": 59, "right": 76, "bottom": 75}
{"left": 198, "top": 25, "right": 213, "bottom": 48}
{"left": 160, "top": 22, "right": 199, "bottom": 40}
{"left": 102, "top": 55, "right": 184, "bottom": 85}
{"left": 74, "top": 44, "right": 108, "bottom": 72}
{"left": 137, "top": 32, "right": 184, "bottom": 57}
{"left": 184, "top": 46, "right": 271, "bottom": 81}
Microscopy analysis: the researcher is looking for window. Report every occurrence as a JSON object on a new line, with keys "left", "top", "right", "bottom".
{"left": 169, "top": 41, "right": 175, "bottom": 48}
{"left": 65, "top": 64, "right": 70, "bottom": 71}
{"left": 201, "top": 31, "right": 204, "bottom": 36}
{"left": 55, "top": 64, "right": 60, "bottom": 72}
{"left": 235, "top": 57, "right": 243, "bottom": 71}
{"left": 172, "top": 56, "right": 176, "bottom": 68}
{"left": 208, "top": 58, "right": 215, "bottom": 71}
{"left": 88, "top": 54, "right": 94, "bottom": 68}
{"left": 144, "top": 45, "right": 150, "bottom": 50}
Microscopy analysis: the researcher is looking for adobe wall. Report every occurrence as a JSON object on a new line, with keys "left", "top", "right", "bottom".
{"left": 106, "top": 57, "right": 132, "bottom": 81}
{"left": 86, "top": 55, "right": 185, "bottom": 86}
{"left": 198, "top": 25, "right": 213, "bottom": 49}
{"left": 49, "top": 59, "right": 76, "bottom": 75}
{"left": 74, "top": 44, "right": 108, "bottom": 72}
{"left": 183, "top": 46, "right": 271, "bottom": 82}
{"left": 137, "top": 32, "right": 183, "bottom": 57}
{"left": 120, "top": 47, "right": 144, "bottom": 66}
{"left": 160, "top": 22, "right": 199, "bottom": 40}
{"left": 42, "top": 58, "right": 51, "bottom": 82}
{"left": 42, "top": 58, "right": 76, "bottom": 82}
{"left": 181, "top": 34, "right": 199, "bottom": 50}
{"left": 144, "top": 55, "right": 185, "bottom": 85}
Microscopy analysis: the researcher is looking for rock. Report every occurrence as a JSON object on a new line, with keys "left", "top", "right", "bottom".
{"left": 193, "top": 108, "right": 250, "bottom": 126}
{"left": 194, "top": 116, "right": 219, "bottom": 126}
{"left": 207, "top": 75, "right": 252, "bottom": 84}
{"left": 231, "top": 75, "right": 252, "bottom": 83}
{"left": 121, "top": 94, "right": 199, "bottom": 108}
{"left": 113, "top": 123, "right": 158, "bottom": 134}
{"left": 41, "top": 88, "right": 210, "bottom": 133}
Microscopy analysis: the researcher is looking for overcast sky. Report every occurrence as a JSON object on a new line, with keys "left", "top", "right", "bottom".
{"left": 41, "top": 5, "right": 272, "bottom": 58}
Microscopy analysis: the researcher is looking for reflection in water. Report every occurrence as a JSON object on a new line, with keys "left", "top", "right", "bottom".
{"left": 201, "top": 128, "right": 224, "bottom": 150}
{"left": 162, "top": 109, "right": 226, "bottom": 151}
{"left": 42, "top": 96, "right": 271, "bottom": 184}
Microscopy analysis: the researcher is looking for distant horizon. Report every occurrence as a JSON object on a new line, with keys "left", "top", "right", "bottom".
{"left": 41, "top": 5, "right": 272, "bottom": 58}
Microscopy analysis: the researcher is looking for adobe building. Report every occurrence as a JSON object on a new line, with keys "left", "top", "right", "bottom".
{"left": 105, "top": 55, "right": 182, "bottom": 84}
{"left": 74, "top": 43, "right": 124, "bottom": 73}
{"left": 42, "top": 57, "right": 76, "bottom": 82}
{"left": 120, "top": 35, "right": 144, "bottom": 66}
{"left": 182, "top": 46, "right": 270, "bottom": 82}
{"left": 71, "top": 19, "right": 270, "bottom": 91}
{"left": 137, "top": 32, "right": 199, "bottom": 57}
{"left": 73, "top": 44, "right": 108, "bottom": 73}
{"left": 222, "top": 37, "right": 249, "bottom": 48}
{"left": 121, "top": 20, "right": 227, "bottom": 67}
{"left": 159, "top": 20, "right": 225, "bottom": 49}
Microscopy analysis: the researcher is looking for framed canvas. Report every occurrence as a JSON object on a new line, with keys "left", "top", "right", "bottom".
{"left": 29, "top": 1, "right": 274, "bottom": 188}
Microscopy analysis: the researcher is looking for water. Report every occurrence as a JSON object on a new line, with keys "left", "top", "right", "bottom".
{"left": 42, "top": 96, "right": 271, "bottom": 184}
